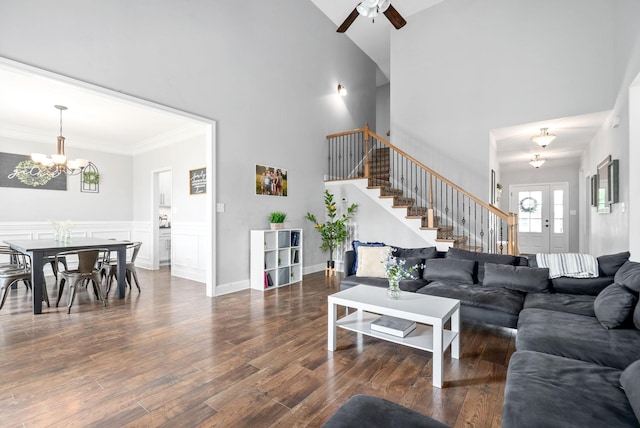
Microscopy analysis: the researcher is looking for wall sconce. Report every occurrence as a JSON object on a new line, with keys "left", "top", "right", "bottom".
{"left": 529, "top": 154, "right": 546, "bottom": 168}
{"left": 531, "top": 127, "right": 556, "bottom": 148}
{"left": 337, "top": 84, "right": 347, "bottom": 96}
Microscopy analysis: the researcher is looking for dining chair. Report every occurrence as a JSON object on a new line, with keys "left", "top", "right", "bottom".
{"left": 0, "top": 249, "right": 50, "bottom": 310}
{"left": 55, "top": 249, "right": 109, "bottom": 314}
{"left": 105, "top": 242, "right": 142, "bottom": 295}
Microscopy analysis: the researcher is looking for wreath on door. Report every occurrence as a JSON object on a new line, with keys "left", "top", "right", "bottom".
{"left": 519, "top": 197, "right": 538, "bottom": 213}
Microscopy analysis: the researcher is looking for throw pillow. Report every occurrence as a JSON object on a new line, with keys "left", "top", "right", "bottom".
{"left": 593, "top": 283, "right": 638, "bottom": 329}
{"left": 397, "top": 257, "right": 425, "bottom": 279}
{"left": 356, "top": 245, "right": 391, "bottom": 278}
{"left": 423, "top": 258, "right": 475, "bottom": 283}
{"left": 482, "top": 263, "right": 550, "bottom": 292}
{"left": 351, "top": 240, "right": 385, "bottom": 275}
{"left": 392, "top": 246, "right": 438, "bottom": 260}
{"left": 614, "top": 261, "right": 640, "bottom": 293}
{"left": 598, "top": 251, "right": 630, "bottom": 277}
{"left": 620, "top": 359, "right": 640, "bottom": 422}
{"left": 446, "top": 247, "right": 516, "bottom": 283}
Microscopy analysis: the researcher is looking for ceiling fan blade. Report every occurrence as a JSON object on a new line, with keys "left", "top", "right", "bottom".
{"left": 383, "top": 4, "right": 407, "bottom": 30}
{"left": 337, "top": 8, "right": 359, "bottom": 33}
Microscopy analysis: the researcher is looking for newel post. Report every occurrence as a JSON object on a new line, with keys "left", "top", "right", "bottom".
{"left": 364, "top": 124, "right": 370, "bottom": 179}
{"left": 507, "top": 213, "right": 519, "bottom": 255}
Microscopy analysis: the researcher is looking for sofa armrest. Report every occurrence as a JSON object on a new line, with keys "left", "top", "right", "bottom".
{"left": 344, "top": 250, "right": 354, "bottom": 275}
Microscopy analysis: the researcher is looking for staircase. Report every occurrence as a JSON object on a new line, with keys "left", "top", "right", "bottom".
{"left": 325, "top": 125, "right": 519, "bottom": 255}
{"left": 368, "top": 147, "right": 479, "bottom": 251}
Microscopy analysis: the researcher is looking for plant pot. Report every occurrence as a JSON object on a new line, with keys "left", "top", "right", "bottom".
{"left": 270, "top": 223, "right": 284, "bottom": 230}
{"left": 327, "top": 260, "right": 335, "bottom": 269}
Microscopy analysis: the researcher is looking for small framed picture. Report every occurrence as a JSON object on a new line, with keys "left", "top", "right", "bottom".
{"left": 256, "top": 164, "right": 287, "bottom": 197}
{"left": 189, "top": 167, "right": 206, "bottom": 194}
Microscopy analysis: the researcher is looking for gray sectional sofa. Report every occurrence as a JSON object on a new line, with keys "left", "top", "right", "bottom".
{"left": 340, "top": 242, "right": 640, "bottom": 427}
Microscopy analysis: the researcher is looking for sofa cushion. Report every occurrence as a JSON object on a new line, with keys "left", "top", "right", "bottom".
{"left": 615, "top": 261, "right": 640, "bottom": 293}
{"left": 516, "top": 308, "right": 640, "bottom": 369}
{"left": 423, "top": 258, "right": 475, "bottom": 283}
{"left": 351, "top": 241, "right": 385, "bottom": 275}
{"left": 503, "top": 350, "right": 638, "bottom": 428}
{"left": 482, "top": 263, "right": 550, "bottom": 293}
{"left": 636, "top": 302, "right": 640, "bottom": 330}
{"left": 523, "top": 292, "right": 596, "bottom": 317}
{"left": 392, "top": 246, "right": 438, "bottom": 260}
{"left": 620, "top": 359, "right": 640, "bottom": 423}
{"left": 397, "top": 257, "right": 425, "bottom": 279}
{"left": 355, "top": 245, "right": 390, "bottom": 278}
{"left": 550, "top": 276, "right": 614, "bottom": 295}
{"left": 418, "top": 280, "right": 525, "bottom": 316}
{"left": 446, "top": 247, "right": 516, "bottom": 283}
{"left": 594, "top": 283, "right": 638, "bottom": 329}
{"left": 599, "top": 251, "right": 631, "bottom": 276}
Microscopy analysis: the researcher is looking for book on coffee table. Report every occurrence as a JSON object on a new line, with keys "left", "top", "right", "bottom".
{"left": 370, "top": 315, "right": 416, "bottom": 337}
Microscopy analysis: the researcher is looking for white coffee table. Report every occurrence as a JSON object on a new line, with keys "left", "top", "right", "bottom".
{"left": 328, "top": 284, "right": 460, "bottom": 388}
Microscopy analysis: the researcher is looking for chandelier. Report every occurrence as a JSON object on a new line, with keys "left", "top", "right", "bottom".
{"left": 357, "top": 0, "right": 391, "bottom": 18}
{"left": 31, "top": 105, "right": 89, "bottom": 175}
{"left": 529, "top": 154, "right": 546, "bottom": 168}
{"left": 531, "top": 127, "right": 556, "bottom": 148}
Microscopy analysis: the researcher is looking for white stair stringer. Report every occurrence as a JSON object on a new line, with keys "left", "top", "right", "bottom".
{"left": 326, "top": 179, "right": 453, "bottom": 252}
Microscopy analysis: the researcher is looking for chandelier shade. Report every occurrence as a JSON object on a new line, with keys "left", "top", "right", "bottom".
{"left": 529, "top": 154, "right": 546, "bottom": 168}
{"left": 531, "top": 127, "right": 556, "bottom": 148}
{"left": 31, "top": 105, "right": 89, "bottom": 176}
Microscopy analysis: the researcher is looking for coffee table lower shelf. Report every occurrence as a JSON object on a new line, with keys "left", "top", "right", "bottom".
{"left": 336, "top": 311, "right": 458, "bottom": 353}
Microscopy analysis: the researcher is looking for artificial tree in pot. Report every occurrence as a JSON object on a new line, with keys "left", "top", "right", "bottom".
{"left": 306, "top": 190, "right": 357, "bottom": 268}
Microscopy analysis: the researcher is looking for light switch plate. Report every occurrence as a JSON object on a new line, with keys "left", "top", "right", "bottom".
{"left": 216, "top": 203, "right": 225, "bottom": 213}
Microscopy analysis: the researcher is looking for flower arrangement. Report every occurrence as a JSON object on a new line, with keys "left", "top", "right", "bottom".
{"left": 382, "top": 248, "right": 421, "bottom": 298}
{"left": 306, "top": 190, "right": 357, "bottom": 263}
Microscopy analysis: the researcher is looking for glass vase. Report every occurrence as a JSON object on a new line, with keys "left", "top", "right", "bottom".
{"left": 387, "top": 279, "right": 401, "bottom": 299}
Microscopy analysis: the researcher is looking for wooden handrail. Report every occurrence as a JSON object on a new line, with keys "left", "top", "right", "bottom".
{"left": 367, "top": 129, "right": 510, "bottom": 219}
{"left": 326, "top": 127, "right": 366, "bottom": 140}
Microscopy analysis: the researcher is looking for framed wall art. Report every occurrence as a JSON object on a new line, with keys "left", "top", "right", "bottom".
{"left": 256, "top": 164, "right": 287, "bottom": 197}
{"left": 189, "top": 167, "right": 206, "bottom": 194}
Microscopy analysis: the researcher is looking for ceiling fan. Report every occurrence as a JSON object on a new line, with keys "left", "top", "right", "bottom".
{"left": 337, "top": 0, "right": 407, "bottom": 33}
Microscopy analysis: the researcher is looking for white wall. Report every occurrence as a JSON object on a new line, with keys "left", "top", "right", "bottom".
{"left": 0, "top": 138, "right": 132, "bottom": 221}
{"left": 0, "top": 0, "right": 377, "bottom": 289}
{"left": 391, "top": 0, "right": 614, "bottom": 201}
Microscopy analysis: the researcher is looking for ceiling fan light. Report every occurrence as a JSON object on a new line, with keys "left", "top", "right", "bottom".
{"left": 363, "top": 0, "right": 378, "bottom": 8}
{"left": 378, "top": 0, "right": 391, "bottom": 12}
{"left": 356, "top": 3, "right": 378, "bottom": 18}
{"left": 531, "top": 127, "right": 556, "bottom": 148}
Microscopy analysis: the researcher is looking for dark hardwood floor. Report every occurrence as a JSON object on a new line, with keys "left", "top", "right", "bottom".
{"left": 0, "top": 269, "right": 514, "bottom": 427}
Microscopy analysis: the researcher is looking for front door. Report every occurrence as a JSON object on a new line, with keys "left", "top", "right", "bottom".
{"left": 510, "top": 183, "right": 569, "bottom": 254}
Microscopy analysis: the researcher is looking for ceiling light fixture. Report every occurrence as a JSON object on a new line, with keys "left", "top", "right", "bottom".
{"left": 337, "top": 84, "right": 347, "bottom": 96}
{"left": 31, "top": 105, "right": 89, "bottom": 176}
{"left": 529, "top": 154, "right": 546, "bottom": 169}
{"left": 356, "top": 0, "right": 391, "bottom": 19}
{"left": 531, "top": 127, "right": 556, "bottom": 148}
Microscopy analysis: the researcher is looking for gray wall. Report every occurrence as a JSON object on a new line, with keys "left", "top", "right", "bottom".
{"left": 391, "top": 0, "right": 615, "bottom": 200}
{"left": 376, "top": 83, "right": 390, "bottom": 137}
{"left": 0, "top": 0, "right": 377, "bottom": 286}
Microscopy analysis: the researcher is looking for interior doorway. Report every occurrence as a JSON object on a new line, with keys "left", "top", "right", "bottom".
{"left": 510, "top": 183, "right": 569, "bottom": 254}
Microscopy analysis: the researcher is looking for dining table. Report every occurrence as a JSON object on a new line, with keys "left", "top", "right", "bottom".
{"left": 4, "top": 237, "right": 131, "bottom": 314}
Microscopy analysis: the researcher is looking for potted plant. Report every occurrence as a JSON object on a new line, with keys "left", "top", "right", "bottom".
{"left": 306, "top": 190, "right": 357, "bottom": 268}
{"left": 269, "top": 211, "right": 287, "bottom": 230}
